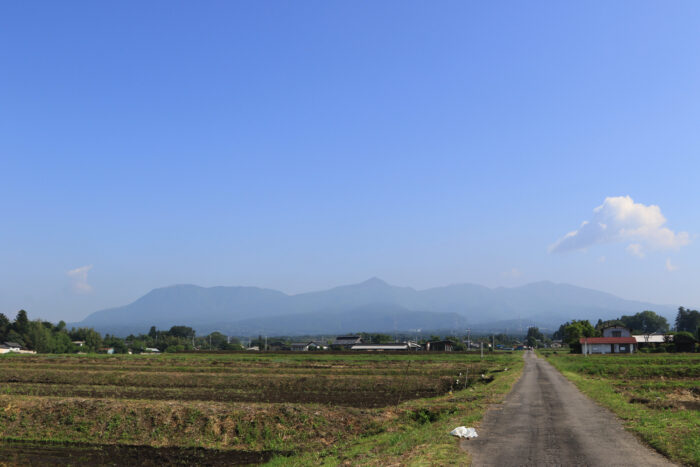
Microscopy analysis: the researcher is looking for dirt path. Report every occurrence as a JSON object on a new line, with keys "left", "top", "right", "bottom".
{"left": 461, "top": 351, "right": 673, "bottom": 466}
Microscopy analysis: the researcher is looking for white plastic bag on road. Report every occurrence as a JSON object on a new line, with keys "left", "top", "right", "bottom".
{"left": 450, "top": 426, "right": 478, "bottom": 439}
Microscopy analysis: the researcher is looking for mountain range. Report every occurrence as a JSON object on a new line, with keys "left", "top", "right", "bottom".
{"left": 73, "top": 278, "right": 679, "bottom": 337}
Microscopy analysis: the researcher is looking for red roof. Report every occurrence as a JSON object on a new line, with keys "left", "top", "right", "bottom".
{"left": 579, "top": 337, "right": 636, "bottom": 344}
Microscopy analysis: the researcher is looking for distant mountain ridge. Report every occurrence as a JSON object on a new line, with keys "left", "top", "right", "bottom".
{"left": 73, "top": 278, "right": 679, "bottom": 336}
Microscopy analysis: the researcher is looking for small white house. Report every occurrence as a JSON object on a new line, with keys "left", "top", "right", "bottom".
{"left": 580, "top": 326, "right": 636, "bottom": 354}
{"left": 2, "top": 342, "right": 22, "bottom": 353}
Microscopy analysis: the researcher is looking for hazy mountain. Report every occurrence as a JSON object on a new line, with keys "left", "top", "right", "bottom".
{"left": 74, "top": 278, "right": 679, "bottom": 336}
{"left": 221, "top": 303, "right": 469, "bottom": 336}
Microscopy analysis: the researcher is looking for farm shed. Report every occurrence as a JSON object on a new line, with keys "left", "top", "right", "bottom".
{"left": 2, "top": 342, "right": 22, "bottom": 353}
{"left": 331, "top": 335, "right": 362, "bottom": 350}
{"left": 350, "top": 342, "right": 422, "bottom": 351}
{"left": 425, "top": 340, "right": 454, "bottom": 352}
{"left": 634, "top": 334, "right": 671, "bottom": 347}
{"left": 266, "top": 341, "right": 288, "bottom": 351}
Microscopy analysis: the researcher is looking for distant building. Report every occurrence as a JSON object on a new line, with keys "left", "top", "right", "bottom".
{"left": 2, "top": 342, "right": 22, "bottom": 353}
{"left": 331, "top": 335, "right": 362, "bottom": 350}
{"left": 350, "top": 342, "right": 422, "bottom": 351}
{"left": 72, "top": 341, "right": 85, "bottom": 347}
{"left": 425, "top": 340, "right": 454, "bottom": 352}
{"left": 580, "top": 326, "right": 636, "bottom": 354}
{"left": 144, "top": 347, "right": 160, "bottom": 353}
{"left": 267, "top": 341, "right": 287, "bottom": 351}
{"left": 290, "top": 341, "right": 328, "bottom": 351}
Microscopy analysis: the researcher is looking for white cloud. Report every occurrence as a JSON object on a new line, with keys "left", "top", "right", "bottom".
{"left": 67, "top": 265, "right": 93, "bottom": 293}
{"left": 665, "top": 258, "right": 678, "bottom": 272}
{"left": 597, "top": 256, "right": 606, "bottom": 263}
{"left": 550, "top": 196, "right": 690, "bottom": 256}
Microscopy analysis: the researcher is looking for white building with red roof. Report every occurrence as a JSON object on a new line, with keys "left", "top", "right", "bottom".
{"left": 580, "top": 325, "right": 636, "bottom": 354}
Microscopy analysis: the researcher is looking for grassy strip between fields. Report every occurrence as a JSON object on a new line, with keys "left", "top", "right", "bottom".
{"left": 267, "top": 358, "right": 524, "bottom": 467}
{"left": 542, "top": 353, "right": 700, "bottom": 466}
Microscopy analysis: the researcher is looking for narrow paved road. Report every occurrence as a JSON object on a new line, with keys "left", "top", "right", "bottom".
{"left": 462, "top": 351, "right": 673, "bottom": 466}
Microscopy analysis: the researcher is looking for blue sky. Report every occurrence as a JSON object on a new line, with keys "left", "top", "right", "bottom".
{"left": 1, "top": 1, "right": 699, "bottom": 322}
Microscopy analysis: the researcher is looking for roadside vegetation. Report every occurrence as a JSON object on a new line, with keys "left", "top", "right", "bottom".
{"left": 0, "top": 351, "right": 523, "bottom": 464}
{"left": 542, "top": 352, "right": 700, "bottom": 466}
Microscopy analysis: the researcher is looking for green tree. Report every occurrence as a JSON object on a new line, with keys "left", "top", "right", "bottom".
{"left": 526, "top": 327, "right": 544, "bottom": 347}
{"left": 675, "top": 307, "right": 700, "bottom": 336}
{"left": 55, "top": 320, "right": 66, "bottom": 332}
{"left": 84, "top": 329, "right": 103, "bottom": 352}
{"left": 619, "top": 311, "right": 669, "bottom": 334}
{"left": 51, "top": 332, "right": 74, "bottom": 353}
{"left": 103, "top": 336, "right": 129, "bottom": 354}
{"left": 672, "top": 331, "right": 697, "bottom": 352}
{"left": 0, "top": 313, "right": 10, "bottom": 340}
{"left": 14, "top": 309, "right": 29, "bottom": 335}
{"left": 168, "top": 325, "right": 195, "bottom": 339}
{"left": 558, "top": 320, "right": 598, "bottom": 352}
{"left": 26, "top": 321, "right": 53, "bottom": 352}
{"left": 206, "top": 332, "right": 229, "bottom": 350}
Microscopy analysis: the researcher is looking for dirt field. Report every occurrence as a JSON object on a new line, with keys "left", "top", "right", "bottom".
{"left": 0, "top": 351, "right": 520, "bottom": 465}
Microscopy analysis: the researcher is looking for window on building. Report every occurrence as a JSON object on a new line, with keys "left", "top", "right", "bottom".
{"left": 612, "top": 330, "right": 621, "bottom": 337}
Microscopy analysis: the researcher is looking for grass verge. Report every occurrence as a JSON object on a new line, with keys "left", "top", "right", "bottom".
{"left": 542, "top": 352, "right": 699, "bottom": 466}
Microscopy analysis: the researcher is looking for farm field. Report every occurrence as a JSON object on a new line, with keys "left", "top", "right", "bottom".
{"left": 0, "top": 351, "right": 523, "bottom": 465}
{"left": 542, "top": 352, "right": 700, "bottom": 466}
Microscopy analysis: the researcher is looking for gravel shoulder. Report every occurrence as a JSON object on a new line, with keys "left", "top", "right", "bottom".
{"left": 461, "top": 350, "right": 674, "bottom": 466}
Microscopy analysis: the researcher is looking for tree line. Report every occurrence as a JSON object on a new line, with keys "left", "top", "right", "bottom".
{"left": 0, "top": 310, "right": 243, "bottom": 354}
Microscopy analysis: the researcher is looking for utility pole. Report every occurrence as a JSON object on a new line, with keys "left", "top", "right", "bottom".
{"left": 467, "top": 328, "right": 471, "bottom": 352}
{"left": 480, "top": 341, "right": 483, "bottom": 359}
